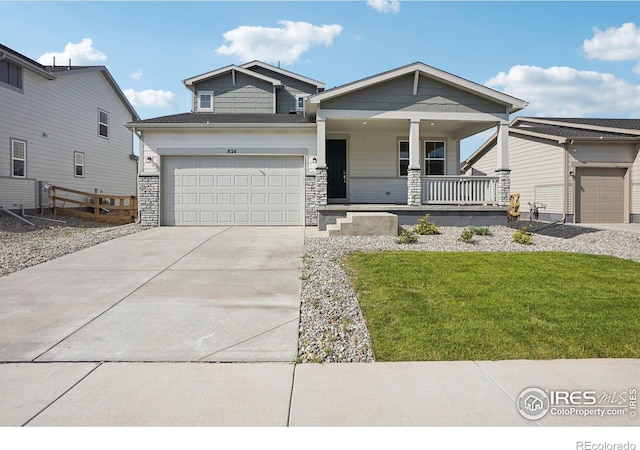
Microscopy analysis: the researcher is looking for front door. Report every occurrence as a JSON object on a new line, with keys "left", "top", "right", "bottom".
{"left": 327, "top": 139, "right": 347, "bottom": 200}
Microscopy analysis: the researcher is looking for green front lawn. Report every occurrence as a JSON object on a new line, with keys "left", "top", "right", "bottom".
{"left": 345, "top": 252, "right": 640, "bottom": 361}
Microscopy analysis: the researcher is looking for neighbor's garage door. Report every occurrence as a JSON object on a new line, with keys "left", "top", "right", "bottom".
{"left": 162, "top": 155, "right": 304, "bottom": 225}
{"left": 576, "top": 167, "right": 626, "bottom": 223}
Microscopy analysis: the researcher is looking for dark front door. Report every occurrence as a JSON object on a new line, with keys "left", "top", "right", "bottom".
{"left": 327, "top": 139, "right": 347, "bottom": 199}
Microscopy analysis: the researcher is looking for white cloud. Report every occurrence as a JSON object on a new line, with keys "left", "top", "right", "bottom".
{"left": 38, "top": 38, "right": 107, "bottom": 66}
{"left": 487, "top": 65, "right": 640, "bottom": 116}
{"left": 216, "top": 20, "right": 342, "bottom": 65}
{"left": 131, "top": 69, "right": 143, "bottom": 80}
{"left": 583, "top": 22, "right": 640, "bottom": 61}
{"left": 367, "top": 0, "right": 400, "bottom": 14}
{"left": 123, "top": 89, "right": 176, "bottom": 109}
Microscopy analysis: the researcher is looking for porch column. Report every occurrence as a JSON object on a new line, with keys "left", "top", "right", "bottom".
{"left": 316, "top": 117, "right": 327, "bottom": 207}
{"left": 407, "top": 119, "right": 422, "bottom": 206}
{"left": 495, "top": 122, "right": 511, "bottom": 206}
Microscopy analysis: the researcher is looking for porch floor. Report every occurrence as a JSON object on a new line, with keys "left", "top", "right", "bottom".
{"left": 317, "top": 204, "right": 509, "bottom": 230}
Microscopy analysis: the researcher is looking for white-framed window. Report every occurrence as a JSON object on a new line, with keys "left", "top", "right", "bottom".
{"left": 197, "top": 91, "right": 213, "bottom": 112}
{"left": 11, "top": 139, "right": 26, "bottom": 178}
{"left": 424, "top": 141, "right": 446, "bottom": 175}
{"left": 296, "top": 95, "right": 306, "bottom": 112}
{"left": 0, "top": 60, "right": 23, "bottom": 90}
{"left": 98, "top": 109, "right": 109, "bottom": 138}
{"left": 74, "top": 152, "right": 85, "bottom": 177}
{"left": 399, "top": 140, "right": 409, "bottom": 176}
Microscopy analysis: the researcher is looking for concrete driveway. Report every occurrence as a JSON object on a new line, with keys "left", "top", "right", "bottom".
{"left": 0, "top": 226, "right": 304, "bottom": 363}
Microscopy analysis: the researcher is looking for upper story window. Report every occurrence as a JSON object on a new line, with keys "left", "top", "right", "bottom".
{"left": 198, "top": 91, "right": 213, "bottom": 112}
{"left": 425, "top": 141, "right": 446, "bottom": 175}
{"left": 11, "top": 139, "right": 26, "bottom": 178}
{"left": 296, "top": 95, "right": 306, "bottom": 112}
{"left": 399, "top": 140, "right": 409, "bottom": 176}
{"left": 98, "top": 109, "right": 109, "bottom": 138}
{"left": 0, "top": 60, "right": 23, "bottom": 90}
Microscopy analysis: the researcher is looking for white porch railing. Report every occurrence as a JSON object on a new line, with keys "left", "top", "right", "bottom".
{"left": 423, "top": 176, "right": 498, "bottom": 205}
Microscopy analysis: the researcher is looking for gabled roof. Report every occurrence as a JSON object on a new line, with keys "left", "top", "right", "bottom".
{"left": 462, "top": 117, "right": 640, "bottom": 172}
{"left": 240, "top": 60, "right": 325, "bottom": 89}
{"left": 183, "top": 64, "right": 282, "bottom": 89}
{"left": 307, "top": 61, "right": 527, "bottom": 114}
{"left": 45, "top": 65, "right": 139, "bottom": 121}
{"left": 0, "top": 43, "right": 55, "bottom": 80}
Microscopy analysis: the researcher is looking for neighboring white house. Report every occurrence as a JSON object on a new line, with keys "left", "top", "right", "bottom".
{"left": 0, "top": 43, "right": 139, "bottom": 212}
{"left": 129, "top": 61, "right": 526, "bottom": 228}
{"left": 462, "top": 117, "right": 640, "bottom": 223}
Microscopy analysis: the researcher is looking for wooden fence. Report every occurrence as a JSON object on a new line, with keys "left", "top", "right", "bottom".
{"left": 51, "top": 186, "right": 138, "bottom": 225}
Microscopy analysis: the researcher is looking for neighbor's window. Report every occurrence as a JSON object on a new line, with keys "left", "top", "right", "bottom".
{"left": 0, "top": 59, "right": 23, "bottom": 90}
{"left": 425, "top": 141, "right": 445, "bottom": 175}
{"left": 399, "top": 140, "right": 409, "bottom": 176}
{"left": 11, "top": 139, "right": 26, "bottom": 178}
{"left": 98, "top": 109, "right": 109, "bottom": 138}
{"left": 198, "top": 91, "right": 213, "bottom": 111}
{"left": 74, "top": 152, "right": 85, "bottom": 177}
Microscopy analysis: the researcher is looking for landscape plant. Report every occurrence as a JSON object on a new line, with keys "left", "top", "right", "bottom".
{"left": 396, "top": 229, "right": 418, "bottom": 244}
{"left": 413, "top": 214, "right": 441, "bottom": 235}
{"left": 512, "top": 225, "right": 533, "bottom": 245}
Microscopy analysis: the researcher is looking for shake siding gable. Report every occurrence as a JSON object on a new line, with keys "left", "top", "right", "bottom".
{"left": 322, "top": 74, "right": 507, "bottom": 114}
{"left": 194, "top": 72, "right": 274, "bottom": 113}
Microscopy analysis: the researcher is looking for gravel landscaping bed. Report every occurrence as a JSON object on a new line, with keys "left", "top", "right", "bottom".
{"left": 0, "top": 213, "right": 147, "bottom": 277}
{"left": 298, "top": 223, "right": 640, "bottom": 363}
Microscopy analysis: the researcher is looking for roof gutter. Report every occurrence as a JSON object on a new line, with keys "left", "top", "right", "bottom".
{"left": 125, "top": 122, "right": 316, "bottom": 131}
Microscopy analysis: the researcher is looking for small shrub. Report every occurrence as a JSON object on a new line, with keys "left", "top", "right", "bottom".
{"left": 397, "top": 229, "right": 418, "bottom": 244}
{"left": 413, "top": 214, "right": 441, "bottom": 235}
{"left": 459, "top": 227, "right": 475, "bottom": 243}
{"left": 469, "top": 225, "right": 492, "bottom": 236}
{"left": 512, "top": 225, "right": 533, "bottom": 245}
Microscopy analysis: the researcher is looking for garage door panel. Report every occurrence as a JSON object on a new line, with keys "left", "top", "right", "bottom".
{"left": 577, "top": 168, "right": 625, "bottom": 223}
{"left": 162, "top": 155, "right": 304, "bottom": 225}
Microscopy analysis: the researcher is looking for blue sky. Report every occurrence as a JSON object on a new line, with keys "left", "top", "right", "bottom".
{"left": 2, "top": 0, "right": 640, "bottom": 158}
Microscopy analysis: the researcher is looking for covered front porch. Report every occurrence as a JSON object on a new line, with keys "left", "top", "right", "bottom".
{"left": 304, "top": 62, "right": 526, "bottom": 229}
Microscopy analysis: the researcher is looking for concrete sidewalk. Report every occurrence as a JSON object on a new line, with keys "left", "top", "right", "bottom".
{"left": 0, "top": 359, "right": 637, "bottom": 426}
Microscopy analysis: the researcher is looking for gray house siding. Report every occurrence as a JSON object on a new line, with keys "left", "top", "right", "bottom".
{"left": 0, "top": 66, "right": 137, "bottom": 209}
{"left": 248, "top": 66, "right": 319, "bottom": 113}
{"left": 194, "top": 72, "right": 274, "bottom": 114}
{"left": 322, "top": 74, "right": 508, "bottom": 114}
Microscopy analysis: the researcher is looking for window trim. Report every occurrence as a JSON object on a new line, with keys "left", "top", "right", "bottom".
{"left": 98, "top": 109, "right": 110, "bottom": 139}
{"left": 398, "top": 140, "right": 410, "bottom": 177}
{"left": 74, "top": 151, "right": 85, "bottom": 178}
{"left": 0, "top": 59, "right": 23, "bottom": 92}
{"left": 197, "top": 90, "right": 214, "bottom": 112}
{"left": 296, "top": 95, "right": 307, "bottom": 112}
{"left": 424, "top": 140, "right": 446, "bottom": 176}
{"left": 11, "top": 138, "right": 27, "bottom": 178}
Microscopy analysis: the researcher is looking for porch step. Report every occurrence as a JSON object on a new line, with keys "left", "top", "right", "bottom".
{"left": 326, "top": 212, "right": 398, "bottom": 236}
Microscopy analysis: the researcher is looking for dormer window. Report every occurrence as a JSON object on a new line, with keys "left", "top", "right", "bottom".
{"left": 198, "top": 91, "right": 213, "bottom": 112}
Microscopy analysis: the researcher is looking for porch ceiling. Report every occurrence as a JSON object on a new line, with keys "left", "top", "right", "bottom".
{"left": 325, "top": 118, "right": 496, "bottom": 140}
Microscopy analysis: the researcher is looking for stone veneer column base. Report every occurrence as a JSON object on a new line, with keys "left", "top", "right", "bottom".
{"left": 407, "top": 168, "right": 422, "bottom": 207}
{"left": 496, "top": 169, "right": 511, "bottom": 207}
{"left": 138, "top": 173, "right": 160, "bottom": 227}
{"left": 315, "top": 167, "right": 328, "bottom": 208}
{"left": 305, "top": 175, "right": 317, "bottom": 226}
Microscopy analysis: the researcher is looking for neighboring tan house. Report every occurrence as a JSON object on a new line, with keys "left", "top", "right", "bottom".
{"left": 462, "top": 117, "right": 640, "bottom": 224}
{"left": 128, "top": 61, "right": 526, "bottom": 228}
{"left": 0, "top": 43, "right": 139, "bottom": 213}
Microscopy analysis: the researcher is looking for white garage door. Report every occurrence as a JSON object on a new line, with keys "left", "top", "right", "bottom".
{"left": 162, "top": 155, "right": 304, "bottom": 226}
